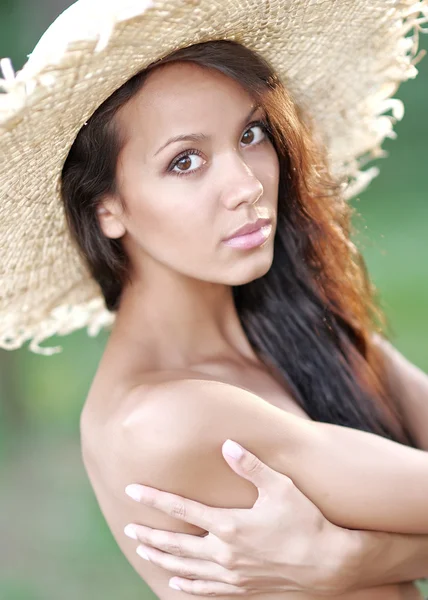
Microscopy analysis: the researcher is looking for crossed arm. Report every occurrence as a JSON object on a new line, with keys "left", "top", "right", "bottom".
{"left": 83, "top": 341, "right": 428, "bottom": 596}
{"left": 119, "top": 376, "right": 428, "bottom": 534}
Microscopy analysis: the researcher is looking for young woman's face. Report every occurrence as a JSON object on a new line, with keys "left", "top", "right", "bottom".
{"left": 100, "top": 61, "right": 279, "bottom": 286}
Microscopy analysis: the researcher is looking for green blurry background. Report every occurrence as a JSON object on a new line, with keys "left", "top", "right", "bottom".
{"left": 0, "top": 1, "right": 427, "bottom": 598}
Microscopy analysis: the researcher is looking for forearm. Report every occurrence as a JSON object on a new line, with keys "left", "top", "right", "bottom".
{"left": 348, "top": 529, "right": 428, "bottom": 589}
{"left": 279, "top": 420, "right": 428, "bottom": 590}
{"left": 282, "top": 418, "right": 428, "bottom": 534}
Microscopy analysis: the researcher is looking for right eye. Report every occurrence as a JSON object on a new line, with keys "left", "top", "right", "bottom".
{"left": 168, "top": 149, "right": 206, "bottom": 177}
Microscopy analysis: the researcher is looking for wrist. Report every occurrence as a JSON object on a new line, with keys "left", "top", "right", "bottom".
{"left": 320, "top": 525, "right": 393, "bottom": 595}
{"left": 314, "top": 522, "right": 428, "bottom": 592}
{"left": 314, "top": 523, "right": 366, "bottom": 596}
{"left": 342, "top": 529, "right": 392, "bottom": 591}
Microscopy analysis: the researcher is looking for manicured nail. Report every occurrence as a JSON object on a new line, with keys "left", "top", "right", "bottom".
{"left": 223, "top": 439, "right": 243, "bottom": 459}
{"left": 136, "top": 545, "right": 150, "bottom": 560}
{"left": 169, "top": 580, "right": 181, "bottom": 591}
{"left": 124, "top": 524, "right": 138, "bottom": 540}
{"left": 125, "top": 484, "right": 142, "bottom": 501}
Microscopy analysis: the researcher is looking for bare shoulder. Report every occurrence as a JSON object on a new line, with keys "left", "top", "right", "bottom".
{"left": 372, "top": 333, "right": 425, "bottom": 373}
{"left": 118, "top": 371, "right": 305, "bottom": 470}
{"left": 372, "top": 334, "right": 428, "bottom": 398}
{"left": 86, "top": 370, "right": 307, "bottom": 512}
{"left": 372, "top": 334, "right": 428, "bottom": 449}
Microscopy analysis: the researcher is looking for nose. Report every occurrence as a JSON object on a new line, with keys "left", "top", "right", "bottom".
{"left": 219, "top": 154, "right": 263, "bottom": 210}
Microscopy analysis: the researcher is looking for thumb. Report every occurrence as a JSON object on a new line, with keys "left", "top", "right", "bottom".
{"left": 222, "top": 439, "right": 285, "bottom": 491}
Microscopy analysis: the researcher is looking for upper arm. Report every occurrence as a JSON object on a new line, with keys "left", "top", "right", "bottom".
{"left": 114, "top": 378, "right": 302, "bottom": 523}
{"left": 374, "top": 335, "right": 428, "bottom": 450}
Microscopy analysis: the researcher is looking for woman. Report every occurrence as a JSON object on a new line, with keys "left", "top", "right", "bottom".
{"left": 1, "top": 1, "right": 427, "bottom": 599}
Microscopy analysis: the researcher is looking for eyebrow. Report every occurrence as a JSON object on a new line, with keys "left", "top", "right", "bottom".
{"left": 153, "top": 104, "right": 261, "bottom": 157}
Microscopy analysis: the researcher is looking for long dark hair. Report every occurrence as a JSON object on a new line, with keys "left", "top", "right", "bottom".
{"left": 61, "top": 40, "right": 415, "bottom": 446}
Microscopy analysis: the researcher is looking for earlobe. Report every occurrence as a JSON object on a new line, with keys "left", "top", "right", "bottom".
{"left": 97, "top": 200, "right": 126, "bottom": 239}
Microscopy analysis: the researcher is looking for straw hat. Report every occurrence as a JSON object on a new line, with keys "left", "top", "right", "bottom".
{"left": 1, "top": 0, "right": 427, "bottom": 354}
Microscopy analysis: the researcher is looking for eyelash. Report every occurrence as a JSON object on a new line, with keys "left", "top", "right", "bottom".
{"left": 167, "top": 119, "right": 270, "bottom": 177}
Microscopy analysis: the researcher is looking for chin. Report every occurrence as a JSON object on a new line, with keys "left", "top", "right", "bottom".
{"left": 226, "top": 247, "right": 274, "bottom": 285}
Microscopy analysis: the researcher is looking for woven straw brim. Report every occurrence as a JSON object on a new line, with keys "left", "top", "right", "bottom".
{"left": 0, "top": 0, "right": 427, "bottom": 354}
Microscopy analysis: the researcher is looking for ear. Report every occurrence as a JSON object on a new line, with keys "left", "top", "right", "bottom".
{"left": 96, "top": 196, "right": 126, "bottom": 239}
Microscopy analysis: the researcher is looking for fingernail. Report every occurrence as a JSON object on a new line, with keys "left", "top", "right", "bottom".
{"left": 125, "top": 484, "right": 142, "bottom": 501}
{"left": 137, "top": 545, "right": 150, "bottom": 560}
{"left": 169, "top": 580, "right": 181, "bottom": 591}
{"left": 124, "top": 524, "right": 138, "bottom": 540}
{"left": 223, "top": 439, "right": 243, "bottom": 459}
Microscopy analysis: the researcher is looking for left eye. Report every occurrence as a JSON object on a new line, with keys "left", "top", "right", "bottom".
{"left": 168, "top": 120, "right": 268, "bottom": 177}
{"left": 241, "top": 122, "right": 267, "bottom": 146}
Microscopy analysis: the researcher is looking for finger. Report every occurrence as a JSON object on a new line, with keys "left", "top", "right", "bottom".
{"left": 136, "top": 543, "right": 233, "bottom": 584}
{"left": 169, "top": 577, "right": 247, "bottom": 596}
{"left": 222, "top": 439, "right": 291, "bottom": 492}
{"left": 124, "top": 524, "right": 217, "bottom": 561}
{"left": 125, "top": 484, "right": 230, "bottom": 537}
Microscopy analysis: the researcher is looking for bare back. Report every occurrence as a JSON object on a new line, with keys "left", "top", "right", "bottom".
{"left": 80, "top": 345, "right": 423, "bottom": 600}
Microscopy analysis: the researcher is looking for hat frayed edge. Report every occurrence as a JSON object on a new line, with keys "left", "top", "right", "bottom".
{"left": 342, "top": 0, "right": 428, "bottom": 199}
{"left": 0, "top": 298, "right": 115, "bottom": 355}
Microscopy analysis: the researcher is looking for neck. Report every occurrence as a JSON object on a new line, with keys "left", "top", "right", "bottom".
{"left": 111, "top": 265, "right": 260, "bottom": 370}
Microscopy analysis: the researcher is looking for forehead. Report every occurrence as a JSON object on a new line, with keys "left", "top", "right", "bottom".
{"left": 115, "top": 62, "right": 255, "bottom": 146}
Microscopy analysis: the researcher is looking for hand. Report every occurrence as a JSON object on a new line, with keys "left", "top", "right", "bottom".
{"left": 124, "top": 439, "right": 360, "bottom": 596}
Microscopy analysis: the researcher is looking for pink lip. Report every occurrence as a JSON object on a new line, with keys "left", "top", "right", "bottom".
{"left": 223, "top": 222, "right": 273, "bottom": 249}
{"left": 223, "top": 218, "right": 272, "bottom": 241}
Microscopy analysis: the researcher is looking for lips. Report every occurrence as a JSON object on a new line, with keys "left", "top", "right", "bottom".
{"left": 224, "top": 217, "right": 272, "bottom": 241}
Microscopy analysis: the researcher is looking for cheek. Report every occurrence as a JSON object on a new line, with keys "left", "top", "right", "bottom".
{"left": 245, "top": 144, "right": 280, "bottom": 206}
{"left": 125, "top": 180, "right": 217, "bottom": 260}
{"left": 260, "top": 147, "right": 280, "bottom": 197}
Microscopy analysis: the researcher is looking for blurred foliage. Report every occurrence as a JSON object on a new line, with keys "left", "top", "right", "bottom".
{"left": 0, "top": 0, "right": 427, "bottom": 598}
